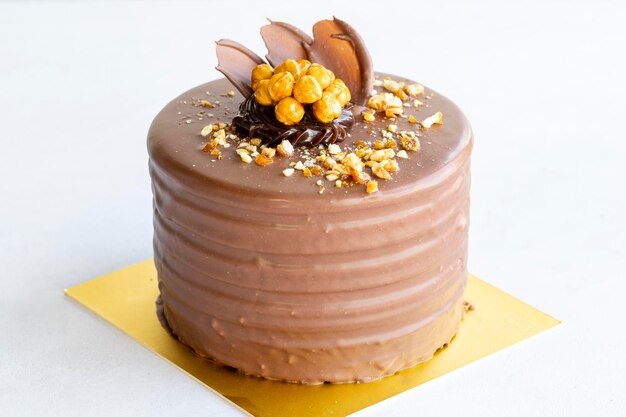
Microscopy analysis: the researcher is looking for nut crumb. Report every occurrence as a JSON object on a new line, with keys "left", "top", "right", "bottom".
{"left": 328, "top": 143, "right": 341, "bottom": 155}
{"left": 200, "top": 125, "right": 213, "bottom": 137}
{"left": 276, "top": 139, "right": 294, "bottom": 156}
{"left": 421, "top": 112, "right": 443, "bottom": 128}
{"left": 254, "top": 154, "right": 273, "bottom": 166}
{"left": 366, "top": 180, "right": 378, "bottom": 194}
{"left": 282, "top": 168, "right": 295, "bottom": 177}
{"left": 262, "top": 147, "right": 276, "bottom": 158}
{"left": 396, "top": 150, "right": 409, "bottom": 159}
{"left": 362, "top": 109, "right": 376, "bottom": 122}
{"left": 238, "top": 152, "right": 252, "bottom": 164}
{"left": 404, "top": 83, "right": 425, "bottom": 96}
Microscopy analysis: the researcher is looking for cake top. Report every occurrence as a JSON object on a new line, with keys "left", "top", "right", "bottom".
{"left": 148, "top": 18, "right": 472, "bottom": 198}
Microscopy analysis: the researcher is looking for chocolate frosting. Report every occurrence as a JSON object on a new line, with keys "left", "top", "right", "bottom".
{"left": 148, "top": 74, "right": 473, "bottom": 384}
{"left": 232, "top": 95, "right": 354, "bottom": 146}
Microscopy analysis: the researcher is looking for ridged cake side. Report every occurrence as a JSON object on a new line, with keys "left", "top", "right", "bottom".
{"left": 148, "top": 77, "right": 472, "bottom": 384}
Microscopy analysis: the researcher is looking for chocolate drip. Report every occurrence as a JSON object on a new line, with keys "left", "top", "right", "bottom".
{"left": 232, "top": 95, "right": 354, "bottom": 147}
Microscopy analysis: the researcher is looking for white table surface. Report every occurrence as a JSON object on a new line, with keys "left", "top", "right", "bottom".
{"left": 1, "top": 1, "right": 625, "bottom": 416}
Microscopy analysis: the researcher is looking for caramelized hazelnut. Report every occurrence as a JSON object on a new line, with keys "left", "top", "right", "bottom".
{"left": 254, "top": 79, "right": 274, "bottom": 106}
{"left": 307, "top": 64, "right": 334, "bottom": 89}
{"left": 324, "top": 79, "right": 351, "bottom": 107}
{"left": 268, "top": 72, "right": 295, "bottom": 102}
{"left": 274, "top": 59, "right": 301, "bottom": 79}
{"left": 251, "top": 64, "right": 274, "bottom": 91}
{"left": 312, "top": 91, "right": 341, "bottom": 123}
{"left": 275, "top": 97, "right": 305, "bottom": 125}
{"left": 297, "top": 59, "right": 311, "bottom": 73}
{"left": 293, "top": 75, "right": 323, "bottom": 104}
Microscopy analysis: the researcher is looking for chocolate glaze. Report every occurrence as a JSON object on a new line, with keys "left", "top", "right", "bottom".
{"left": 148, "top": 74, "right": 473, "bottom": 384}
{"left": 232, "top": 94, "right": 354, "bottom": 146}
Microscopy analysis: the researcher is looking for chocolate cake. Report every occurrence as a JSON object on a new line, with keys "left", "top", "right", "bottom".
{"left": 148, "top": 18, "right": 473, "bottom": 384}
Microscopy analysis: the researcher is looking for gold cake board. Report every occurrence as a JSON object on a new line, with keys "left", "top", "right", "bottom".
{"left": 65, "top": 259, "right": 559, "bottom": 417}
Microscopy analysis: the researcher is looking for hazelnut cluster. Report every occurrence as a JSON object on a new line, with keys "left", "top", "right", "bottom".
{"left": 250, "top": 59, "right": 351, "bottom": 125}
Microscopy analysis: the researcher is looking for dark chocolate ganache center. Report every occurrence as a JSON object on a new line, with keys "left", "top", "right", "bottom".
{"left": 232, "top": 95, "right": 355, "bottom": 147}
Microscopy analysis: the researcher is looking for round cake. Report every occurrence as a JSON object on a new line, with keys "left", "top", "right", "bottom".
{"left": 148, "top": 18, "right": 472, "bottom": 384}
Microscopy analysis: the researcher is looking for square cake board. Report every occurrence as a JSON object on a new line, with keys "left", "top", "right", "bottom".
{"left": 65, "top": 259, "right": 559, "bottom": 417}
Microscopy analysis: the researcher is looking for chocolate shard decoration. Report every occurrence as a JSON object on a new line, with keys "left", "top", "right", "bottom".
{"left": 304, "top": 17, "right": 374, "bottom": 106}
{"left": 260, "top": 20, "right": 313, "bottom": 67}
{"left": 215, "top": 39, "right": 265, "bottom": 98}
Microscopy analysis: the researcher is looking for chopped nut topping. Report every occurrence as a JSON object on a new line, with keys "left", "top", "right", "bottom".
{"left": 276, "top": 139, "right": 294, "bottom": 157}
{"left": 404, "top": 83, "right": 425, "bottom": 96}
{"left": 254, "top": 153, "right": 273, "bottom": 166}
{"left": 383, "top": 79, "right": 402, "bottom": 93}
{"left": 398, "top": 131, "right": 421, "bottom": 152}
{"left": 372, "top": 162, "right": 391, "bottom": 180}
{"left": 328, "top": 144, "right": 341, "bottom": 155}
{"left": 369, "top": 149, "right": 396, "bottom": 162}
{"left": 383, "top": 159, "right": 399, "bottom": 172}
{"left": 310, "top": 165, "right": 323, "bottom": 176}
{"left": 200, "top": 100, "right": 214, "bottom": 108}
{"left": 237, "top": 150, "right": 253, "bottom": 164}
{"left": 368, "top": 92, "right": 403, "bottom": 117}
{"left": 262, "top": 147, "right": 276, "bottom": 158}
{"left": 366, "top": 180, "right": 379, "bottom": 194}
{"left": 352, "top": 169, "right": 369, "bottom": 184}
{"left": 421, "top": 112, "right": 443, "bottom": 128}
{"left": 200, "top": 125, "right": 213, "bottom": 137}
{"left": 394, "top": 89, "right": 408, "bottom": 101}
{"left": 227, "top": 90, "right": 235, "bottom": 97}
{"left": 195, "top": 77, "right": 441, "bottom": 195}
{"left": 362, "top": 109, "right": 376, "bottom": 122}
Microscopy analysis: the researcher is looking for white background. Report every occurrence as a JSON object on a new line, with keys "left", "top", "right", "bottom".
{"left": 1, "top": 1, "right": 625, "bottom": 416}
